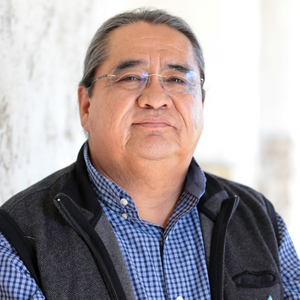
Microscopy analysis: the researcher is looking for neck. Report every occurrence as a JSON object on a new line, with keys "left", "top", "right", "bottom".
{"left": 126, "top": 160, "right": 187, "bottom": 228}
{"left": 92, "top": 154, "right": 191, "bottom": 228}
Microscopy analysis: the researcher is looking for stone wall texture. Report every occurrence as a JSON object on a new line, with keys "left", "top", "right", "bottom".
{"left": 0, "top": 0, "right": 101, "bottom": 202}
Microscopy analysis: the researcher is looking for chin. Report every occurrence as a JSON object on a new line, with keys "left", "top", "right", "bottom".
{"left": 125, "top": 135, "right": 182, "bottom": 160}
{"left": 136, "top": 144, "right": 179, "bottom": 161}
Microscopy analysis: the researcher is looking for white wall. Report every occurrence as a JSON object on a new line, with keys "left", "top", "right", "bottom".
{"left": 1, "top": 0, "right": 299, "bottom": 251}
{"left": 286, "top": 0, "right": 300, "bottom": 252}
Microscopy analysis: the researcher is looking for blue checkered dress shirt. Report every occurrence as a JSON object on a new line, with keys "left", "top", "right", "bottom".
{"left": 1, "top": 144, "right": 300, "bottom": 299}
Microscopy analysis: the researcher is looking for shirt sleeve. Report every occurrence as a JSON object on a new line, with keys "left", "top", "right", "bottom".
{"left": 0, "top": 231, "right": 45, "bottom": 300}
{"left": 277, "top": 213, "right": 300, "bottom": 299}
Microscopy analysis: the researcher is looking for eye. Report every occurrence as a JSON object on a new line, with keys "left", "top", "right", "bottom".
{"left": 167, "top": 77, "right": 187, "bottom": 84}
{"left": 118, "top": 75, "right": 141, "bottom": 82}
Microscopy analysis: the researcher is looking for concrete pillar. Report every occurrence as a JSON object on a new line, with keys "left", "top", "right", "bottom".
{"left": 257, "top": 0, "right": 292, "bottom": 221}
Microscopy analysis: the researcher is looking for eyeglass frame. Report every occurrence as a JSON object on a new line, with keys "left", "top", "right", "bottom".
{"left": 89, "top": 72, "right": 204, "bottom": 94}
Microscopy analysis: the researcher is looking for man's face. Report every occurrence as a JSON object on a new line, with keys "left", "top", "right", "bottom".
{"left": 79, "top": 22, "right": 204, "bottom": 169}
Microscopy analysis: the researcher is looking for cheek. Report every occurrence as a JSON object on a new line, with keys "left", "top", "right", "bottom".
{"left": 191, "top": 101, "right": 204, "bottom": 131}
{"left": 89, "top": 92, "right": 136, "bottom": 138}
{"left": 88, "top": 97, "right": 113, "bottom": 139}
{"left": 177, "top": 96, "right": 203, "bottom": 132}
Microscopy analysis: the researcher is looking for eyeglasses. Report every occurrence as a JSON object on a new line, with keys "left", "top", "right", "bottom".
{"left": 90, "top": 69, "right": 203, "bottom": 95}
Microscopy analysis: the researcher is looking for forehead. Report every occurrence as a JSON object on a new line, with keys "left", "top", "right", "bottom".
{"left": 101, "top": 22, "right": 197, "bottom": 72}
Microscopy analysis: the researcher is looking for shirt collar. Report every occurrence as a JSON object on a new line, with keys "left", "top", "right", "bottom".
{"left": 185, "top": 157, "right": 207, "bottom": 199}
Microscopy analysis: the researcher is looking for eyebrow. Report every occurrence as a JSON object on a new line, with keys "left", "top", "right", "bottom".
{"left": 112, "top": 60, "right": 194, "bottom": 74}
{"left": 165, "top": 63, "right": 192, "bottom": 73}
{"left": 113, "top": 60, "right": 147, "bottom": 73}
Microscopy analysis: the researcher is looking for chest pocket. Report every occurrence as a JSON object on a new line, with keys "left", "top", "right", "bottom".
{"left": 232, "top": 270, "right": 278, "bottom": 288}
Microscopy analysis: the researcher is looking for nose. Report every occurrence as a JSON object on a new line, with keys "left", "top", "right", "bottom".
{"left": 137, "top": 76, "right": 172, "bottom": 110}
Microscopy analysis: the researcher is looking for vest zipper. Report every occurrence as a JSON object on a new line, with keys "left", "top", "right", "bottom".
{"left": 209, "top": 196, "right": 239, "bottom": 300}
{"left": 54, "top": 197, "right": 119, "bottom": 300}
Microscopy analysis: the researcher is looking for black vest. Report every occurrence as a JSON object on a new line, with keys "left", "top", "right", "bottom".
{"left": 0, "top": 146, "right": 284, "bottom": 299}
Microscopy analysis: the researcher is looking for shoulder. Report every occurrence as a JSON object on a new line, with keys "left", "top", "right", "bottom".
{"left": 1, "top": 163, "right": 75, "bottom": 214}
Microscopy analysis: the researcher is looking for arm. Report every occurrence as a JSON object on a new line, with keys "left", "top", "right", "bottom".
{"left": 0, "top": 232, "right": 45, "bottom": 300}
{"left": 277, "top": 213, "right": 300, "bottom": 299}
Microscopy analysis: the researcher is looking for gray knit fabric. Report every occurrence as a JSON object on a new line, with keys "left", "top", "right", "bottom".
{"left": 200, "top": 174, "right": 284, "bottom": 299}
{"left": 2, "top": 165, "right": 112, "bottom": 299}
{"left": 94, "top": 215, "right": 136, "bottom": 300}
{"left": 1, "top": 163, "right": 284, "bottom": 299}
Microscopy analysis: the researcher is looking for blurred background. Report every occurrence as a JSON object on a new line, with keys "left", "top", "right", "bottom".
{"left": 1, "top": 0, "right": 300, "bottom": 252}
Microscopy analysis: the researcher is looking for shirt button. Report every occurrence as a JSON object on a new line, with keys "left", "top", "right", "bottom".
{"left": 166, "top": 236, "right": 169, "bottom": 241}
{"left": 120, "top": 198, "right": 128, "bottom": 206}
{"left": 121, "top": 213, "right": 128, "bottom": 220}
{"left": 176, "top": 297, "right": 183, "bottom": 300}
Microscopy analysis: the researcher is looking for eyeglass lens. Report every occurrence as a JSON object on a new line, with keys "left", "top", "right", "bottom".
{"left": 108, "top": 69, "right": 200, "bottom": 94}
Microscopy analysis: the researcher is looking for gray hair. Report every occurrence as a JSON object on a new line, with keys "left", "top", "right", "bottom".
{"left": 79, "top": 8, "right": 205, "bottom": 101}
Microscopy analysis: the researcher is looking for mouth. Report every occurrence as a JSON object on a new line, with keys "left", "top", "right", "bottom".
{"left": 132, "top": 118, "right": 173, "bottom": 129}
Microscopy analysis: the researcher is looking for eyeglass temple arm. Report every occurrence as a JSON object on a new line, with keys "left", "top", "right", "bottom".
{"left": 90, "top": 74, "right": 116, "bottom": 86}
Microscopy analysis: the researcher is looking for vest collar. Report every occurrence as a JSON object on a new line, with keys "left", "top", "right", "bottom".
{"left": 60, "top": 144, "right": 102, "bottom": 226}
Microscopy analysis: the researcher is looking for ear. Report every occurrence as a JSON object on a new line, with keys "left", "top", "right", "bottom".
{"left": 78, "top": 86, "right": 91, "bottom": 133}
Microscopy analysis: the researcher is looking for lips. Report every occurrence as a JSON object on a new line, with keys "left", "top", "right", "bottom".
{"left": 132, "top": 118, "right": 173, "bottom": 128}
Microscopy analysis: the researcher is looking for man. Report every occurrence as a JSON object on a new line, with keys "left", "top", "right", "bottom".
{"left": 0, "top": 8, "right": 299, "bottom": 300}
